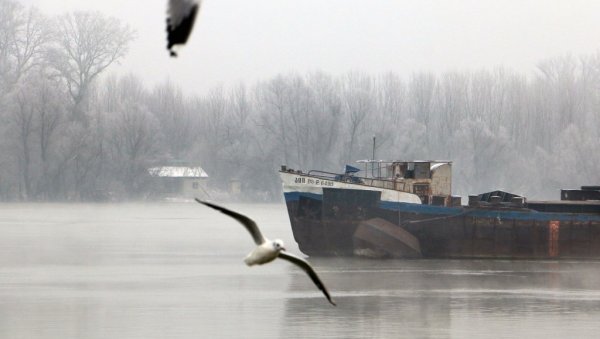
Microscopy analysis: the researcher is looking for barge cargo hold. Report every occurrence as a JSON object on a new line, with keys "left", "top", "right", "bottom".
{"left": 279, "top": 161, "right": 600, "bottom": 259}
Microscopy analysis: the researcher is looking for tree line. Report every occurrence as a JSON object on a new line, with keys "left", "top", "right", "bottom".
{"left": 1, "top": 0, "right": 599, "bottom": 202}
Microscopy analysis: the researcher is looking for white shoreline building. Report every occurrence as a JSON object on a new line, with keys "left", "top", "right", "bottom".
{"left": 148, "top": 166, "right": 209, "bottom": 198}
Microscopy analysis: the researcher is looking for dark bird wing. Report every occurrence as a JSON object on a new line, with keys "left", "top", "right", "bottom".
{"left": 196, "top": 199, "right": 266, "bottom": 245}
{"left": 166, "top": 0, "right": 202, "bottom": 57}
{"left": 278, "top": 251, "right": 336, "bottom": 306}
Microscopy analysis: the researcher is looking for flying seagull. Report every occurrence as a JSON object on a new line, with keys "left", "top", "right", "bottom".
{"left": 166, "top": 0, "right": 202, "bottom": 57}
{"left": 196, "top": 199, "right": 336, "bottom": 306}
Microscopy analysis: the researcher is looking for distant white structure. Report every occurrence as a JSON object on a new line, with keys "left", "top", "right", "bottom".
{"left": 148, "top": 166, "right": 208, "bottom": 197}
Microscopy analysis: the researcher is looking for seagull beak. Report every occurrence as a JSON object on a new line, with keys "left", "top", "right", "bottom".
{"left": 281, "top": 247, "right": 286, "bottom": 252}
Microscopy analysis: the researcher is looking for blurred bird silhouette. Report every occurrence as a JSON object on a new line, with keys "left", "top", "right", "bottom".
{"left": 166, "top": 0, "right": 202, "bottom": 57}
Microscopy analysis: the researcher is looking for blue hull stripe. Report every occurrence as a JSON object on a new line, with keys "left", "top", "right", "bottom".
{"left": 284, "top": 191, "right": 600, "bottom": 222}
{"left": 284, "top": 191, "right": 322, "bottom": 202}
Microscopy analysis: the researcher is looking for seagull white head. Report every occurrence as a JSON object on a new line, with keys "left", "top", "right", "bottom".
{"left": 272, "top": 239, "right": 286, "bottom": 252}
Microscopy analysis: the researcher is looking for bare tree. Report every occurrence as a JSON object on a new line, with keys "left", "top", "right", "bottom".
{"left": 305, "top": 72, "right": 342, "bottom": 170}
{"left": 31, "top": 70, "right": 67, "bottom": 199}
{"left": 0, "top": 0, "right": 49, "bottom": 94}
{"left": 46, "top": 11, "right": 134, "bottom": 120}
{"left": 535, "top": 56, "right": 581, "bottom": 147}
{"left": 104, "top": 75, "right": 159, "bottom": 196}
{"left": 408, "top": 72, "right": 437, "bottom": 125}
{"left": 0, "top": 0, "right": 22, "bottom": 90}
{"left": 255, "top": 75, "right": 293, "bottom": 166}
{"left": 150, "top": 80, "right": 195, "bottom": 160}
{"left": 0, "top": 1, "right": 51, "bottom": 200}
{"left": 369, "top": 73, "right": 407, "bottom": 157}
{"left": 7, "top": 82, "right": 37, "bottom": 199}
{"left": 341, "top": 72, "right": 373, "bottom": 163}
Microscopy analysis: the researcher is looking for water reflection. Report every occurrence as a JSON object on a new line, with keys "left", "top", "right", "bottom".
{"left": 282, "top": 258, "right": 600, "bottom": 338}
{"left": 1, "top": 203, "right": 600, "bottom": 338}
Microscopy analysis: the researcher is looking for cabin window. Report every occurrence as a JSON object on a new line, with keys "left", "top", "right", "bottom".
{"left": 405, "top": 163, "right": 415, "bottom": 179}
{"left": 414, "top": 162, "right": 431, "bottom": 179}
{"left": 192, "top": 182, "right": 199, "bottom": 189}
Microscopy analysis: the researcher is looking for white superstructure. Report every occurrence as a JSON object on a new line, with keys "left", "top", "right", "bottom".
{"left": 279, "top": 160, "right": 453, "bottom": 205}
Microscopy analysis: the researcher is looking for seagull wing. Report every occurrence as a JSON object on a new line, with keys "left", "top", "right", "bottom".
{"left": 196, "top": 199, "right": 266, "bottom": 245}
{"left": 278, "top": 251, "right": 336, "bottom": 306}
{"left": 166, "top": 0, "right": 202, "bottom": 56}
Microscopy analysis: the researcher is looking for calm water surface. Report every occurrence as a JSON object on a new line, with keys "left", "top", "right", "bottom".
{"left": 1, "top": 202, "right": 600, "bottom": 338}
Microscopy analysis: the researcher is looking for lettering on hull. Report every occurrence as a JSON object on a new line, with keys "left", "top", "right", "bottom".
{"left": 294, "top": 176, "right": 334, "bottom": 186}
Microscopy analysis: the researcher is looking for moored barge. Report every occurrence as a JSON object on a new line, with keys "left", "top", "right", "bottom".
{"left": 279, "top": 160, "right": 600, "bottom": 259}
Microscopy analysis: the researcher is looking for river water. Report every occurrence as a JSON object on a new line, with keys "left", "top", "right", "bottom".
{"left": 1, "top": 202, "right": 599, "bottom": 338}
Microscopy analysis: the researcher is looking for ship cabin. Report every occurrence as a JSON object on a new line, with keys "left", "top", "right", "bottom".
{"left": 353, "top": 160, "right": 454, "bottom": 205}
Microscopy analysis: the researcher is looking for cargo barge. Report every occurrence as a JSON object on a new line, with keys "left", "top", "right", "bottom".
{"left": 279, "top": 160, "right": 600, "bottom": 259}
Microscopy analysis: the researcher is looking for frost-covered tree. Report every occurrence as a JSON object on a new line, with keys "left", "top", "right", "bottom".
{"left": 0, "top": 0, "right": 48, "bottom": 94}
{"left": 46, "top": 11, "right": 134, "bottom": 120}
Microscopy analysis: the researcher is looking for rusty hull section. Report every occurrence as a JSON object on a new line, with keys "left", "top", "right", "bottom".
{"left": 354, "top": 218, "right": 422, "bottom": 258}
{"left": 284, "top": 189, "right": 600, "bottom": 259}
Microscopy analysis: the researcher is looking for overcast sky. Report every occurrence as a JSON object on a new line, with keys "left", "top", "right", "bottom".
{"left": 23, "top": 0, "right": 600, "bottom": 94}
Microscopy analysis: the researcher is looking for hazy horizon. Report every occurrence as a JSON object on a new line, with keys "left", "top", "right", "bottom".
{"left": 22, "top": 0, "right": 600, "bottom": 95}
{"left": 3, "top": 0, "right": 600, "bottom": 202}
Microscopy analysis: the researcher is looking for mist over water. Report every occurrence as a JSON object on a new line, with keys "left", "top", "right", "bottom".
{"left": 1, "top": 203, "right": 599, "bottom": 338}
{"left": 3, "top": 1, "right": 600, "bottom": 337}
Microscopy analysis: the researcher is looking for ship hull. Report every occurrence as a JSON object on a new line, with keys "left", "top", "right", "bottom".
{"left": 281, "top": 172, "right": 600, "bottom": 259}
